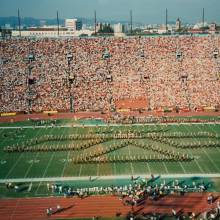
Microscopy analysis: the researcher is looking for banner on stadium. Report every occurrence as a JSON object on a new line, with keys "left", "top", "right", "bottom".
{"left": 203, "top": 107, "right": 216, "bottom": 112}
{"left": 115, "top": 98, "right": 148, "bottom": 111}
{"left": 163, "top": 108, "right": 173, "bottom": 113}
{"left": 43, "top": 111, "right": 58, "bottom": 114}
{"left": 1, "top": 112, "right": 16, "bottom": 117}
{"left": 117, "top": 109, "right": 130, "bottom": 112}
{"left": 196, "top": 107, "right": 204, "bottom": 112}
{"left": 180, "top": 108, "right": 190, "bottom": 112}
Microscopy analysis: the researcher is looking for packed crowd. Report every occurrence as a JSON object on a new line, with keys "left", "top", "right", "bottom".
{"left": 0, "top": 36, "right": 220, "bottom": 113}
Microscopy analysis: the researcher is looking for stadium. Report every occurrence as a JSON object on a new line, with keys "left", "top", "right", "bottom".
{"left": 1, "top": 10, "right": 220, "bottom": 220}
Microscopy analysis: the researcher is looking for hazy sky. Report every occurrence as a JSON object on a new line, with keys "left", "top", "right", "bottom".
{"left": 0, "top": 0, "right": 220, "bottom": 23}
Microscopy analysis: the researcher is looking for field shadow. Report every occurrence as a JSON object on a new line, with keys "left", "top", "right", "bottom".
{"left": 52, "top": 205, "right": 74, "bottom": 215}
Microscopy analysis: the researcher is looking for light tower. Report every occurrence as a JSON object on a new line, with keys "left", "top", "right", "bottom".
{"left": 17, "top": 8, "right": 21, "bottom": 37}
{"left": 66, "top": 52, "right": 74, "bottom": 112}
{"left": 94, "top": 10, "right": 97, "bottom": 35}
{"left": 130, "top": 10, "right": 133, "bottom": 34}
{"left": 202, "top": 8, "right": 205, "bottom": 28}
{"left": 56, "top": 10, "right": 60, "bottom": 36}
{"left": 165, "top": 8, "right": 168, "bottom": 33}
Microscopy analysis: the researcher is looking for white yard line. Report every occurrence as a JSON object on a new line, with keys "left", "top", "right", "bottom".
{"left": 183, "top": 125, "right": 205, "bottom": 174}
{"left": 24, "top": 152, "right": 39, "bottom": 178}
{"left": 42, "top": 152, "right": 55, "bottom": 178}
{"left": 195, "top": 124, "right": 220, "bottom": 173}
{"left": 162, "top": 162, "right": 169, "bottom": 174}
{"left": 61, "top": 151, "right": 70, "bottom": 177}
{"left": 54, "top": 128, "right": 67, "bottom": 178}
{"left": 78, "top": 146, "right": 87, "bottom": 177}
{"left": 143, "top": 150, "right": 151, "bottom": 174}
{"left": 34, "top": 127, "right": 56, "bottom": 195}
{"left": 23, "top": 128, "right": 43, "bottom": 178}
{"left": 97, "top": 163, "right": 100, "bottom": 176}
{"left": 113, "top": 142, "right": 117, "bottom": 175}
{"left": 2, "top": 173, "right": 220, "bottom": 183}
{"left": 179, "top": 162, "right": 187, "bottom": 174}
{"left": 208, "top": 124, "right": 218, "bottom": 134}
{"left": 194, "top": 156, "right": 205, "bottom": 173}
{"left": 78, "top": 163, "right": 83, "bottom": 177}
{"left": 146, "top": 162, "right": 151, "bottom": 174}
{"left": 203, "top": 148, "right": 220, "bottom": 173}
{"left": 128, "top": 144, "right": 134, "bottom": 175}
{"left": 0, "top": 122, "right": 219, "bottom": 129}
{"left": 35, "top": 151, "right": 55, "bottom": 195}
{"left": 78, "top": 126, "right": 91, "bottom": 177}
{"left": 5, "top": 154, "right": 23, "bottom": 179}
{"left": 208, "top": 125, "right": 220, "bottom": 153}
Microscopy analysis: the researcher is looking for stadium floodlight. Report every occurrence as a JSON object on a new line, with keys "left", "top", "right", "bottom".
{"left": 106, "top": 74, "right": 113, "bottom": 82}
{"left": 69, "top": 74, "right": 75, "bottom": 84}
{"left": 67, "top": 53, "right": 73, "bottom": 60}
{"left": 28, "top": 54, "right": 35, "bottom": 62}
{"left": 140, "top": 49, "right": 145, "bottom": 58}
{"left": 143, "top": 75, "right": 150, "bottom": 80}
{"left": 67, "top": 53, "right": 73, "bottom": 66}
{"left": 1, "top": 58, "right": 8, "bottom": 64}
{"left": 28, "top": 77, "right": 35, "bottom": 85}
{"left": 103, "top": 49, "right": 110, "bottom": 59}
{"left": 213, "top": 49, "right": 219, "bottom": 59}
{"left": 180, "top": 73, "right": 188, "bottom": 80}
{"left": 176, "top": 50, "right": 183, "bottom": 60}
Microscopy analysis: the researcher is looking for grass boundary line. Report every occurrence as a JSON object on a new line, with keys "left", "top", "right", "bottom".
{"left": 2, "top": 173, "right": 220, "bottom": 183}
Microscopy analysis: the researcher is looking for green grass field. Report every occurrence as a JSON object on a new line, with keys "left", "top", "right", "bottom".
{"left": 0, "top": 122, "right": 220, "bottom": 179}
{"left": 0, "top": 120, "right": 220, "bottom": 197}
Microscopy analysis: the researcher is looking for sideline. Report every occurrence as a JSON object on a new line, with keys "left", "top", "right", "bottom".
{"left": 0, "top": 122, "right": 220, "bottom": 129}
{"left": 1, "top": 173, "right": 220, "bottom": 183}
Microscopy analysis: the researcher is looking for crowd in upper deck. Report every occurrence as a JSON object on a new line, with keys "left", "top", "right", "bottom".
{"left": 0, "top": 36, "right": 219, "bottom": 113}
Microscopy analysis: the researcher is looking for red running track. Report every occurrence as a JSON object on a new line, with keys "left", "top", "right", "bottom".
{"left": 0, "top": 111, "right": 219, "bottom": 123}
{"left": 0, "top": 193, "right": 219, "bottom": 220}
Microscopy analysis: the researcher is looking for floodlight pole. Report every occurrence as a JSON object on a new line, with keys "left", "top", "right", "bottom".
{"left": 57, "top": 10, "right": 60, "bottom": 36}
{"left": 27, "top": 60, "right": 32, "bottom": 114}
{"left": 165, "top": 8, "right": 168, "bottom": 33}
{"left": 202, "top": 8, "right": 205, "bottom": 28}
{"left": 130, "top": 10, "right": 133, "bottom": 34}
{"left": 67, "top": 55, "right": 74, "bottom": 113}
{"left": 18, "top": 8, "right": 21, "bottom": 37}
{"left": 94, "top": 10, "right": 97, "bottom": 35}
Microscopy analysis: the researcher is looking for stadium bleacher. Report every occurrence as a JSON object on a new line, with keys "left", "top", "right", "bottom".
{"left": 0, "top": 36, "right": 219, "bottom": 114}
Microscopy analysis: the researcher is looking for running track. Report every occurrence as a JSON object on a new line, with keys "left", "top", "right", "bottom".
{"left": 0, "top": 193, "right": 219, "bottom": 220}
{"left": 0, "top": 111, "right": 219, "bottom": 123}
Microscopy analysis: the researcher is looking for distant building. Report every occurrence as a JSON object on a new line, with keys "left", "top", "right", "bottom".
{"left": 96, "top": 23, "right": 102, "bottom": 32}
{"left": 114, "top": 23, "right": 124, "bottom": 33}
{"left": 209, "top": 23, "right": 217, "bottom": 34}
{"left": 176, "top": 18, "right": 181, "bottom": 31}
{"left": 12, "top": 27, "right": 92, "bottom": 37}
{"left": 65, "top": 19, "right": 82, "bottom": 31}
{"left": 65, "top": 19, "right": 76, "bottom": 28}
{"left": 188, "top": 28, "right": 203, "bottom": 34}
{"left": 158, "top": 25, "right": 168, "bottom": 34}
{"left": 193, "top": 22, "right": 208, "bottom": 29}
{"left": 5, "top": 24, "right": 12, "bottom": 29}
{"left": 114, "top": 23, "right": 125, "bottom": 37}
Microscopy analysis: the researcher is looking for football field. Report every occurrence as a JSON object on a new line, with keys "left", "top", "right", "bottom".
{"left": 0, "top": 122, "right": 220, "bottom": 181}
